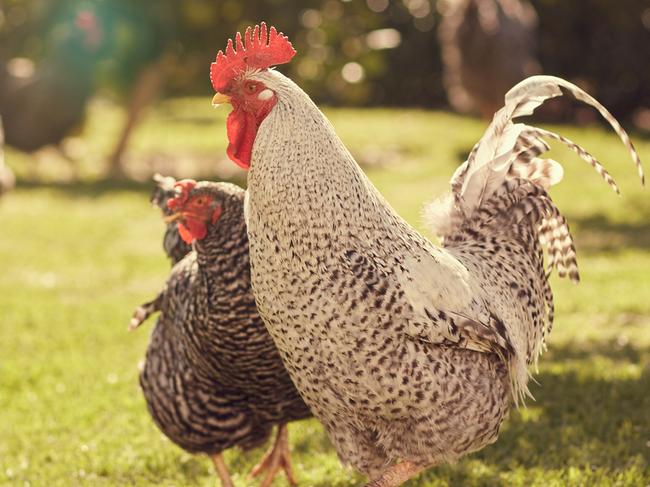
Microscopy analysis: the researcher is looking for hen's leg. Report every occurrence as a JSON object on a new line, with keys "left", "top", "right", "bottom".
{"left": 250, "top": 424, "right": 297, "bottom": 487}
{"left": 364, "top": 462, "right": 423, "bottom": 487}
{"left": 210, "top": 453, "right": 235, "bottom": 487}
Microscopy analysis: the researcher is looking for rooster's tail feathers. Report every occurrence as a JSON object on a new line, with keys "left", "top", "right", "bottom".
{"left": 424, "top": 75, "right": 644, "bottom": 241}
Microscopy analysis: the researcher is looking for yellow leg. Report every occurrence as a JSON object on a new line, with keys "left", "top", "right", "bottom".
{"left": 364, "top": 461, "right": 423, "bottom": 487}
{"left": 250, "top": 424, "right": 297, "bottom": 487}
{"left": 210, "top": 453, "right": 235, "bottom": 487}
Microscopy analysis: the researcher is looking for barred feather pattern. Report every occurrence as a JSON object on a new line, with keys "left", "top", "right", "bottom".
{"left": 134, "top": 182, "right": 311, "bottom": 456}
{"left": 444, "top": 178, "right": 579, "bottom": 363}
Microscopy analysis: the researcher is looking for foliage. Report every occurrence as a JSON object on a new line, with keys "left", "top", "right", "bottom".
{"left": 0, "top": 0, "right": 648, "bottom": 117}
{"left": 1, "top": 99, "right": 650, "bottom": 485}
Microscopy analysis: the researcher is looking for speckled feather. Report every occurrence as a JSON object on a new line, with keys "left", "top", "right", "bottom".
{"left": 135, "top": 181, "right": 311, "bottom": 456}
{"left": 240, "top": 71, "right": 643, "bottom": 479}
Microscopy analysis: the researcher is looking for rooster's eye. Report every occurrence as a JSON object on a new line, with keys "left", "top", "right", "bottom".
{"left": 245, "top": 82, "right": 258, "bottom": 94}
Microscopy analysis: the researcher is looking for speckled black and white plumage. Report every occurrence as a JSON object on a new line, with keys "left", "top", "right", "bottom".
{"left": 136, "top": 181, "right": 311, "bottom": 459}
{"left": 236, "top": 70, "right": 643, "bottom": 483}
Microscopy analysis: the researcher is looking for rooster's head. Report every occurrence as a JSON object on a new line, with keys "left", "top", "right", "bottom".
{"left": 210, "top": 23, "right": 296, "bottom": 169}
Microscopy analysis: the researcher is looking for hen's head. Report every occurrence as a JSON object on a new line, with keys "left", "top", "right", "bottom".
{"left": 165, "top": 180, "right": 225, "bottom": 244}
{"left": 210, "top": 23, "right": 296, "bottom": 169}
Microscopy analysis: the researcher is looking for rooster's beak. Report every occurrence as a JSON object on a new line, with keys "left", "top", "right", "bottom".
{"left": 212, "top": 93, "right": 231, "bottom": 107}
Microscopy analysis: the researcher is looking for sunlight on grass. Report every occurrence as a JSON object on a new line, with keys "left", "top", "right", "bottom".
{"left": 1, "top": 98, "right": 649, "bottom": 486}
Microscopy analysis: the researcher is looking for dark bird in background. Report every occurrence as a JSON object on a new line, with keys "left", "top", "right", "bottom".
{"left": 438, "top": 0, "right": 540, "bottom": 118}
{"left": 0, "top": 9, "right": 103, "bottom": 153}
{"left": 0, "top": 3, "right": 171, "bottom": 177}
{"left": 0, "top": 119, "right": 15, "bottom": 197}
{"left": 149, "top": 174, "right": 192, "bottom": 264}
{"left": 130, "top": 178, "right": 312, "bottom": 487}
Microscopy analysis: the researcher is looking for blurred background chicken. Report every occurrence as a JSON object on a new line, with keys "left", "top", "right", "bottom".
{"left": 438, "top": 0, "right": 540, "bottom": 118}
{"left": 0, "top": 118, "right": 15, "bottom": 196}
{"left": 130, "top": 178, "right": 312, "bottom": 487}
{"left": 0, "top": 2, "right": 171, "bottom": 178}
{"left": 0, "top": 9, "right": 102, "bottom": 154}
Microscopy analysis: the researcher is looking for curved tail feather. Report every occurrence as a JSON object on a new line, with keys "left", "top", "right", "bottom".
{"left": 424, "top": 75, "right": 644, "bottom": 241}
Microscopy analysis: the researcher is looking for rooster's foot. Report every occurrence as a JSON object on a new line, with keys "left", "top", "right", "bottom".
{"left": 250, "top": 424, "right": 296, "bottom": 487}
{"left": 364, "top": 461, "right": 423, "bottom": 487}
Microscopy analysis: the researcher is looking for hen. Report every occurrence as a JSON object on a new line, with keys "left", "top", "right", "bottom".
{"left": 150, "top": 174, "right": 193, "bottom": 265}
{"left": 130, "top": 179, "right": 311, "bottom": 487}
{"left": 0, "top": 10, "right": 102, "bottom": 153}
{"left": 208, "top": 24, "right": 645, "bottom": 486}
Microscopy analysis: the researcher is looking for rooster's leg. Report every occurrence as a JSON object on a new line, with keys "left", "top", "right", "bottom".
{"left": 250, "top": 424, "right": 297, "bottom": 487}
{"left": 210, "top": 453, "right": 235, "bottom": 487}
{"left": 364, "top": 461, "right": 423, "bottom": 487}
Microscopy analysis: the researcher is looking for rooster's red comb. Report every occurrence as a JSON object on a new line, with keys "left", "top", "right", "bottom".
{"left": 210, "top": 22, "right": 296, "bottom": 92}
{"left": 167, "top": 179, "right": 197, "bottom": 211}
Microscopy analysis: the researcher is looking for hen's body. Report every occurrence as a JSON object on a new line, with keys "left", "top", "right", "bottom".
{"left": 138, "top": 182, "right": 311, "bottom": 458}
{"left": 241, "top": 70, "right": 643, "bottom": 482}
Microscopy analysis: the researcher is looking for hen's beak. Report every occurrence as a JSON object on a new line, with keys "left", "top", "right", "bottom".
{"left": 212, "top": 93, "right": 231, "bottom": 107}
{"left": 164, "top": 212, "right": 184, "bottom": 223}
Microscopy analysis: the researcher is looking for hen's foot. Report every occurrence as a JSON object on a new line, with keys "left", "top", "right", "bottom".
{"left": 250, "top": 424, "right": 297, "bottom": 487}
{"left": 364, "top": 461, "right": 423, "bottom": 487}
{"left": 210, "top": 453, "right": 235, "bottom": 487}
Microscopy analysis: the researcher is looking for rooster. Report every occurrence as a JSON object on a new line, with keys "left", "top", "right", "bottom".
{"left": 208, "top": 24, "right": 644, "bottom": 487}
{"left": 130, "top": 179, "right": 311, "bottom": 487}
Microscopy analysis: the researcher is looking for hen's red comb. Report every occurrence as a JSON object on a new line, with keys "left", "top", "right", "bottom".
{"left": 167, "top": 179, "right": 197, "bottom": 211}
{"left": 210, "top": 22, "right": 296, "bottom": 92}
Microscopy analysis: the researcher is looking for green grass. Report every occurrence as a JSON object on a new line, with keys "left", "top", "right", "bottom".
{"left": 1, "top": 98, "right": 650, "bottom": 486}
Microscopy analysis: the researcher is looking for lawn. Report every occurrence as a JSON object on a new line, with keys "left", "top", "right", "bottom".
{"left": 1, "top": 98, "right": 649, "bottom": 486}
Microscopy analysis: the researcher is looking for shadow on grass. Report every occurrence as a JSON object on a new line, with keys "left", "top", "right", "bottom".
{"left": 292, "top": 339, "right": 650, "bottom": 487}
{"left": 15, "top": 174, "right": 247, "bottom": 198}
{"left": 573, "top": 210, "right": 650, "bottom": 253}
{"left": 108, "top": 339, "right": 648, "bottom": 486}
{"left": 415, "top": 339, "right": 650, "bottom": 486}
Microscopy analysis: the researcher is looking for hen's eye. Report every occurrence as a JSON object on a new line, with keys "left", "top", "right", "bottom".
{"left": 245, "top": 83, "right": 258, "bottom": 94}
{"left": 195, "top": 197, "right": 205, "bottom": 205}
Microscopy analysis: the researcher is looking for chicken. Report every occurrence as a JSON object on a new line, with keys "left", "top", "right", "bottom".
{"left": 129, "top": 179, "right": 311, "bottom": 487}
{"left": 150, "top": 173, "right": 193, "bottom": 265}
{"left": 0, "top": 118, "right": 15, "bottom": 197}
{"left": 208, "top": 24, "right": 645, "bottom": 486}
{"left": 0, "top": 10, "right": 102, "bottom": 153}
{"left": 438, "top": 0, "right": 540, "bottom": 118}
